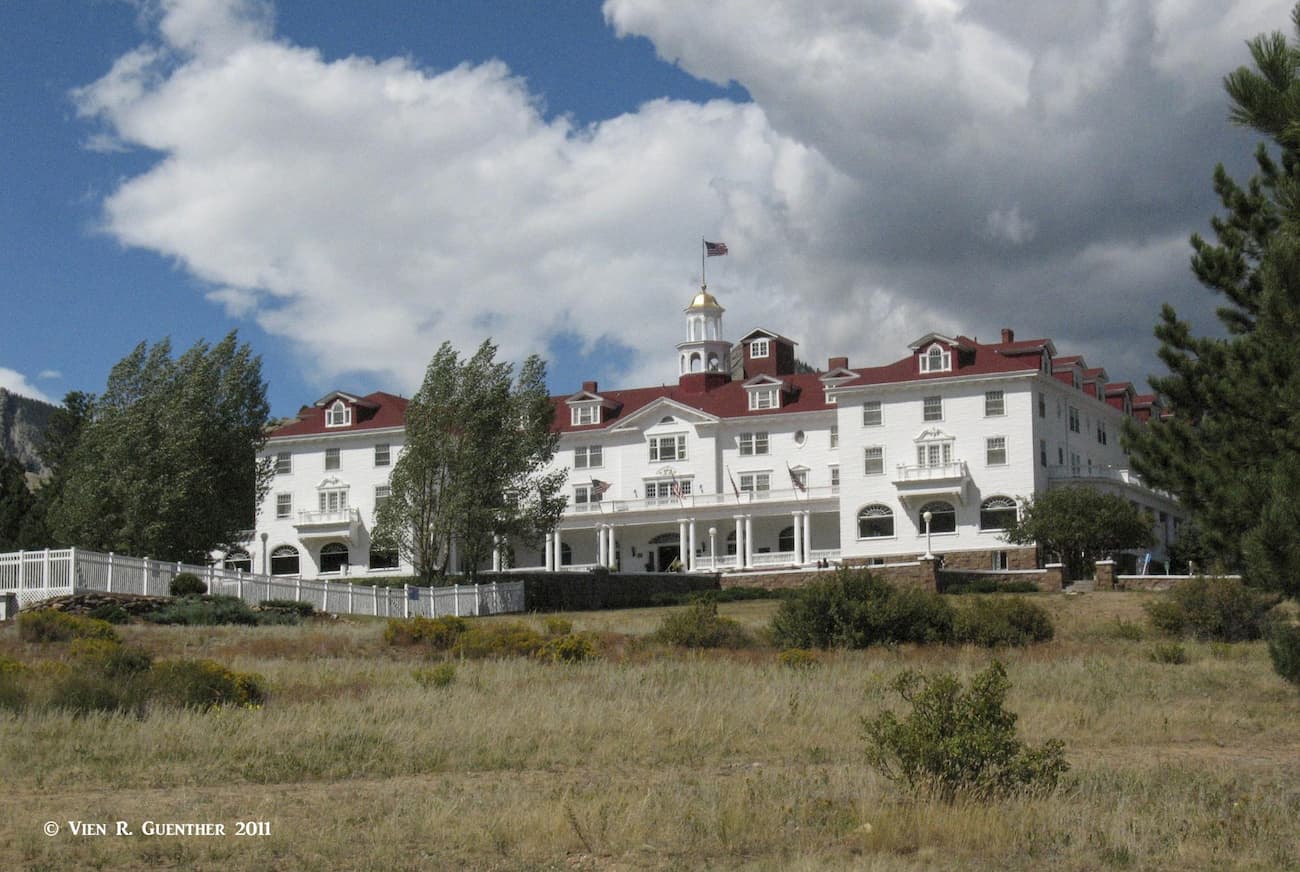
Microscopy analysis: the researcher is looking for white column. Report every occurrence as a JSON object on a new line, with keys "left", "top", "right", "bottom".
{"left": 678, "top": 519, "right": 688, "bottom": 570}
{"left": 793, "top": 511, "right": 803, "bottom": 563}
{"left": 803, "top": 511, "right": 812, "bottom": 563}
{"left": 734, "top": 516, "right": 744, "bottom": 568}
{"left": 597, "top": 525, "right": 607, "bottom": 567}
{"left": 606, "top": 525, "right": 617, "bottom": 569}
{"left": 544, "top": 534, "right": 554, "bottom": 571}
{"left": 744, "top": 515, "right": 754, "bottom": 568}
{"left": 688, "top": 519, "right": 697, "bottom": 571}
{"left": 492, "top": 536, "right": 502, "bottom": 572}
{"left": 553, "top": 530, "right": 563, "bottom": 569}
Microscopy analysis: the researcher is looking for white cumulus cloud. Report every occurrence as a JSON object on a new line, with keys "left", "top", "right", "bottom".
{"left": 0, "top": 369, "right": 54, "bottom": 403}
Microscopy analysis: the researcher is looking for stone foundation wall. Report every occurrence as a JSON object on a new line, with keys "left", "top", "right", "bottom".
{"left": 938, "top": 547, "right": 1038, "bottom": 571}
{"left": 1114, "top": 574, "right": 1242, "bottom": 591}
{"left": 722, "top": 559, "right": 940, "bottom": 591}
{"left": 935, "top": 565, "right": 1062, "bottom": 592}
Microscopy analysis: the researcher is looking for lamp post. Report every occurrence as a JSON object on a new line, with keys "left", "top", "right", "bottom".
{"left": 260, "top": 532, "right": 269, "bottom": 576}
{"left": 922, "top": 510, "right": 934, "bottom": 560}
{"left": 708, "top": 527, "right": 717, "bottom": 570}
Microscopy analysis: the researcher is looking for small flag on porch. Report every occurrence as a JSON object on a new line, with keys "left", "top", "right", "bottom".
{"left": 671, "top": 476, "right": 684, "bottom": 502}
{"left": 591, "top": 478, "right": 611, "bottom": 498}
{"left": 787, "top": 463, "right": 807, "bottom": 492}
{"left": 728, "top": 468, "right": 741, "bottom": 501}
{"left": 704, "top": 240, "right": 728, "bottom": 257}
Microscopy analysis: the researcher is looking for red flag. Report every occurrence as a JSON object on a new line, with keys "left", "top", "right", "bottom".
{"left": 704, "top": 240, "right": 728, "bottom": 257}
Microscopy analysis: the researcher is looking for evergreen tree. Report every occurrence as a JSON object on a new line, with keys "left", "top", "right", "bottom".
{"left": 45, "top": 333, "right": 272, "bottom": 563}
{"left": 1125, "top": 5, "right": 1300, "bottom": 579}
{"left": 0, "top": 455, "right": 44, "bottom": 551}
{"left": 373, "top": 340, "right": 566, "bottom": 582}
{"left": 1001, "top": 487, "right": 1154, "bottom": 581}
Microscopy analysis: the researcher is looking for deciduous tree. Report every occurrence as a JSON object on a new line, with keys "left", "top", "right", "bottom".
{"left": 1001, "top": 486, "right": 1153, "bottom": 580}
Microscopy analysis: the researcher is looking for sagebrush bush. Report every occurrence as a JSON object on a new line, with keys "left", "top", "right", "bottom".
{"left": 145, "top": 595, "right": 260, "bottom": 627}
{"left": 652, "top": 601, "right": 752, "bottom": 649}
{"left": 258, "top": 599, "right": 315, "bottom": 617}
{"left": 770, "top": 569, "right": 953, "bottom": 649}
{"left": 942, "top": 578, "right": 1041, "bottom": 595}
{"left": 169, "top": 572, "right": 208, "bottom": 597}
{"left": 149, "top": 659, "right": 265, "bottom": 710}
{"left": 1148, "top": 642, "right": 1188, "bottom": 665}
{"left": 1268, "top": 624, "right": 1300, "bottom": 685}
{"left": 1144, "top": 577, "right": 1278, "bottom": 642}
{"left": 953, "top": 597, "right": 1054, "bottom": 647}
{"left": 451, "top": 622, "right": 548, "bottom": 659}
{"left": 777, "top": 648, "right": 821, "bottom": 670}
{"left": 546, "top": 633, "right": 599, "bottom": 663}
{"left": 863, "top": 661, "right": 1068, "bottom": 803}
{"left": 18, "top": 610, "right": 119, "bottom": 644}
{"left": 412, "top": 662, "right": 457, "bottom": 689}
{"left": 87, "top": 603, "right": 131, "bottom": 624}
{"left": 383, "top": 615, "right": 468, "bottom": 648}
{"left": 0, "top": 656, "right": 27, "bottom": 713}
{"left": 542, "top": 616, "right": 573, "bottom": 636}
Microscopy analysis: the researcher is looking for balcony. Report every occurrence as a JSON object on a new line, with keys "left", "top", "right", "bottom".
{"left": 295, "top": 508, "right": 361, "bottom": 542}
{"left": 1046, "top": 466, "right": 1174, "bottom": 499}
{"left": 892, "top": 461, "right": 970, "bottom": 503}
{"left": 565, "top": 485, "right": 839, "bottom": 518}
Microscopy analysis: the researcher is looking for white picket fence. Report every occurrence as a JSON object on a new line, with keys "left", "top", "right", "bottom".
{"left": 0, "top": 548, "right": 525, "bottom": 619}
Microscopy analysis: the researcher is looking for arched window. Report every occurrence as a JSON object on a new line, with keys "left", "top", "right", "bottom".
{"left": 223, "top": 550, "right": 251, "bottom": 572}
{"left": 690, "top": 352, "right": 702, "bottom": 372}
{"left": 979, "top": 496, "right": 1018, "bottom": 531}
{"left": 326, "top": 399, "right": 351, "bottom": 427}
{"left": 270, "top": 545, "right": 300, "bottom": 576}
{"left": 319, "top": 542, "right": 349, "bottom": 574}
{"left": 778, "top": 526, "right": 795, "bottom": 552}
{"left": 918, "top": 501, "right": 957, "bottom": 534}
{"left": 857, "top": 505, "right": 894, "bottom": 539}
{"left": 707, "top": 353, "right": 720, "bottom": 371}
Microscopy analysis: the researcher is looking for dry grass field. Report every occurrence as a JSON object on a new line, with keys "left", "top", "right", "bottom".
{"left": 1, "top": 592, "right": 1298, "bottom": 870}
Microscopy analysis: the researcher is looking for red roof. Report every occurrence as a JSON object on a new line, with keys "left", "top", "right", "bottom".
{"left": 838, "top": 334, "right": 1042, "bottom": 390}
{"left": 269, "top": 391, "right": 409, "bottom": 439}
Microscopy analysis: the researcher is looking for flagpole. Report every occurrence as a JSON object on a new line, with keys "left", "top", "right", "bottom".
{"left": 701, "top": 237, "right": 706, "bottom": 287}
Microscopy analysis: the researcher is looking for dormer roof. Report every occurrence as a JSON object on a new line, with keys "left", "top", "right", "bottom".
{"left": 738, "top": 327, "right": 797, "bottom": 346}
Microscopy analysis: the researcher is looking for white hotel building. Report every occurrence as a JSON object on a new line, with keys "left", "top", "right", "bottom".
{"left": 237, "top": 287, "right": 1181, "bottom": 579}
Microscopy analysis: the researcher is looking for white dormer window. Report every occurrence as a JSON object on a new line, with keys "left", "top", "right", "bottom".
{"left": 919, "top": 345, "right": 951, "bottom": 373}
{"left": 751, "top": 338, "right": 770, "bottom": 358}
{"left": 749, "top": 388, "right": 778, "bottom": 411}
{"left": 326, "top": 399, "right": 352, "bottom": 427}
{"left": 571, "top": 404, "right": 598, "bottom": 426}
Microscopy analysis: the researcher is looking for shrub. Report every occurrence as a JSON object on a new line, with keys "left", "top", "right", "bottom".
{"left": 547, "top": 633, "right": 599, "bottom": 663}
{"left": 770, "top": 569, "right": 953, "bottom": 650}
{"left": 1108, "top": 618, "right": 1146, "bottom": 641}
{"left": 777, "top": 648, "right": 821, "bottom": 670}
{"left": 863, "top": 661, "right": 1068, "bottom": 803}
{"left": 144, "top": 595, "right": 259, "bottom": 627}
{"left": 69, "top": 638, "right": 154, "bottom": 676}
{"left": 942, "top": 578, "right": 1041, "bottom": 595}
{"left": 1143, "top": 577, "right": 1279, "bottom": 642}
{"left": 413, "top": 663, "right": 457, "bottom": 689}
{"left": 953, "top": 597, "right": 1054, "bottom": 647}
{"left": 18, "top": 610, "right": 119, "bottom": 644}
{"left": 87, "top": 603, "right": 131, "bottom": 624}
{"left": 47, "top": 671, "right": 139, "bottom": 716}
{"left": 1148, "top": 642, "right": 1188, "bottom": 665}
{"left": 258, "top": 599, "right": 315, "bottom": 617}
{"left": 652, "top": 601, "right": 752, "bottom": 649}
{"left": 169, "top": 573, "right": 208, "bottom": 597}
{"left": 0, "top": 657, "right": 27, "bottom": 713}
{"left": 451, "top": 622, "right": 548, "bottom": 659}
{"left": 149, "top": 659, "right": 265, "bottom": 710}
{"left": 542, "top": 616, "right": 573, "bottom": 636}
{"left": 1268, "top": 624, "right": 1300, "bottom": 685}
{"left": 383, "top": 615, "right": 468, "bottom": 648}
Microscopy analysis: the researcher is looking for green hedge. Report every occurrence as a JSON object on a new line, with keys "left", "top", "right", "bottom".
{"left": 474, "top": 570, "right": 721, "bottom": 612}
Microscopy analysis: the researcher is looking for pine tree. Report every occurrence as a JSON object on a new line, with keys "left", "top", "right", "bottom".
{"left": 1126, "top": 5, "right": 1300, "bottom": 580}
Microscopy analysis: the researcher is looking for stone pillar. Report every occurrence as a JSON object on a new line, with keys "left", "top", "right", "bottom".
{"left": 917, "top": 555, "right": 939, "bottom": 592}
{"left": 744, "top": 515, "right": 754, "bottom": 568}
{"left": 688, "top": 519, "right": 697, "bottom": 571}
{"left": 1042, "top": 563, "right": 1064, "bottom": 592}
{"left": 1094, "top": 559, "right": 1116, "bottom": 590}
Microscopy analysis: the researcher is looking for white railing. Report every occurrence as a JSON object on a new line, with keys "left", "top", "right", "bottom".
{"left": 808, "top": 548, "right": 841, "bottom": 563}
{"left": 0, "top": 548, "right": 524, "bottom": 619}
{"left": 296, "top": 508, "right": 360, "bottom": 526}
{"left": 894, "top": 461, "right": 969, "bottom": 483}
{"left": 750, "top": 550, "right": 799, "bottom": 567}
{"left": 569, "top": 485, "right": 838, "bottom": 516}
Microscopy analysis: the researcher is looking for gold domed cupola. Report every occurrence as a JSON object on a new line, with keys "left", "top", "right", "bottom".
{"left": 688, "top": 287, "right": 723, "bottom": 311}
{"left": 677, "top": 284, "right": 731, "bottom": 376}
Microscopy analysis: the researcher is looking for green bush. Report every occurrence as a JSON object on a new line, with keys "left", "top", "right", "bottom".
{"left": 1143, "top": 577, "right": 1279, "bottom": 642}
{"left": 383, "top": 615, "right": 468, "bottom": 648}
{"left": 777, "top": 648, "right": 821, "bottom": 670}
{"left": 863, "top": 661, "right": 1069, "bottom": 803}
{"left": 953, "top": 597, "right": 1054, "bottom": 647}
{"left": 770, "top": 569, "right": 953, "bottom": 650}
{"left": 144, "top": 595, "right": 259, "bottom": 627}
{"left": 542, "top": 616, "right": 573, "bottom": 636}
{"left": 47, "top": 670, "right": 141, "bottom": 716}
{"left": 17, "top": 610, "right": 119, "bottom": 643}
{"left": 942, "top": 578, "right": 1041, "bottom": 595}
{"left": 0, "top": 657, "right": 28, "bottom": 713}
{"left": 69, "top": 637, "right": 154, "bottom": 676}
{"left": 1268, "top": 624, "right": 1300, "bottom": 685}
{"left": 1108, "top": 618, "right": 1146, "bottom": 641}
{"left": 149, "top": 659, "right": 265, "bottom": 710}
{"left": 514, "top": 571, "right": 721, "bottom": 612}
{"left": 169, "top": 573, "right": 208, "bottom": 597}
{"left": 258, "top": 599, "right": 315, "bottom": 617}
{"left": 546, "top": 633, "right": 599, "bottom": 663}
{"left": 652, "top": 601, "right": 753, "bottom": 649}
{"left": 1148, "top": 642, "right": 1189, "bottom": 665}
{"left": 451, "top": 622, "right": 548, "bottom": 659}
{"left": 87, "top": 603, "right": 132, "bottom": 624}
{"left": 413, "top": 662, "right": 457, "bottom": 689}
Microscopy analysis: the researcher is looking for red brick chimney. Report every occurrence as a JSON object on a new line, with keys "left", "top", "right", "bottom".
{"left": 581, "top": 380, "right": 598, "bottom": 393}
{"left": 1000, "top": 328, "right": 1015, "bottom": 344}
{"left": 828, "top": 356, "right": 848, "bottom": 370}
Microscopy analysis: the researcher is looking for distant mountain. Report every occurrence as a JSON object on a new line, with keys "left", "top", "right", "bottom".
{"left": 0, "top": 389, "right": 56, "bottom": 481}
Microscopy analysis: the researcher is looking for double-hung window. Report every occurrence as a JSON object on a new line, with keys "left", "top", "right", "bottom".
{"left": 1068, "top": 406, "right": 1080, "bottom": 433}
{"left": 863, "top": 401, "right": 882, "bottom": 426}
{"left": 985, "top": 390, "right": 1005, "bottom": 416}
{"left": 864, "top": 446, "right": 884, "bottom": 475}
{"left": 923, "top": 396, "right": 943, "bottom": 422}
{"left": 275, "top": 493, "right": 292, "bottom": 520}
{"left": 571, "top": 405, "right": 598, "bottom": 426}
{"left": 916, "top": 441, "right": 952, "bottom": 468}
{"left": 749, "top": 388, "right": 778, "bottom": 410}
{"left": 738, "top": 472, "right": 770, "bottom": 493}
{"left": 574, "top": 445, "right": 603, "bottom": 469}
{"left": 274, "top": 452, "right": 292, "bottom": 474}
{"left": 986, "top": 436, "right": 1008, "bottom": 466}
{"left": 573, "top": 483, "right": 602, "bottom": 509}
{"left": 374, "top": 444, "right": 390, "bottom": 467}
{"left": 750, "top": 338, "right": 770, "bottom": 358}
{"left": 326, "top": 399, "right": 351, "bottom": 427}
{"left": 739, "top": 432, "right": 769, "bottom": 456}
{"left": 649, "top": 434, "right": 687, "bottom": 462}
{"left": 325, "top": 448, "right": 340, "bottom": 470}
{"left": 829, "top": 425, "right": 838, "bottom": 448}
{"left": 920, "top": 346, "right": 951, "bottom": 372}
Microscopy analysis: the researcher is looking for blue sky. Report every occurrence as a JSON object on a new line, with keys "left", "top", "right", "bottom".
{"left": 0, "top": 0, "right": 1280, "bottom": 417}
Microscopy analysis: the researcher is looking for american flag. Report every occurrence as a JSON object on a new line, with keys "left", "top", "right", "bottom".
{"left": 671, "top": 477, "right": 684, "bottom": 500}
{"left": 704, "top": 240, "right": 728, "bottom": 257}
{"left": 787, "top": 464, "right": 807, "bottom": 492}
{"left": 728, "top": 469, "right": 741, "bottom": 500}
{"left": 591, "top": 479, "right": 611, "bottom": 497}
